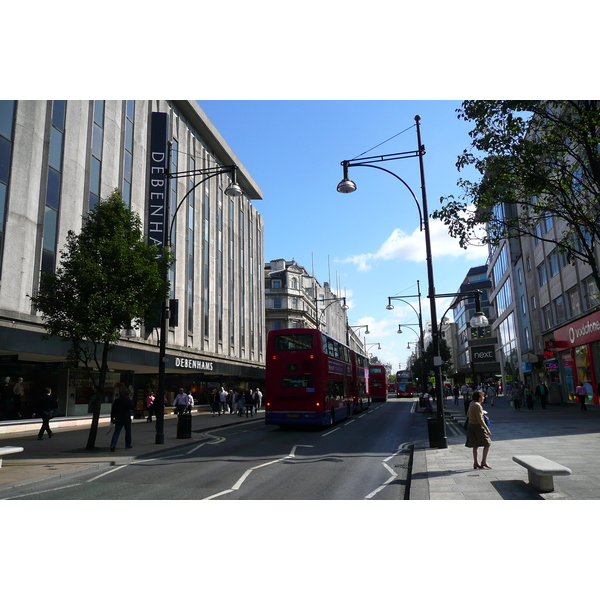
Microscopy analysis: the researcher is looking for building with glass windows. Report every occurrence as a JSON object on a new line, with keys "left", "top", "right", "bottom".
{"left": 0, "top": 100, "right": 264, "bottom": 422}
{"left": 486, "top": 202, "right": 600, "bottom": 405}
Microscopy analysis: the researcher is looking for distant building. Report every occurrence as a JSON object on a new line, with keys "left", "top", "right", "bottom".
{"left": 264, "top": 258, "right": 365, "bottom": 353}
{"left": 449, "top": 265, "right": 500, "bottom": 384}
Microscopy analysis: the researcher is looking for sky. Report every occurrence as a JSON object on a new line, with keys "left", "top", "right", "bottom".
{"left": 199, "top": 100, "right": 489, "bottom": 370}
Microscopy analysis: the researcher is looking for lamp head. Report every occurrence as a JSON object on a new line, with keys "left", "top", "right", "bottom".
{"left": 386, "top": 302, "right": 394, "bottom": 311}
{"left": 365, "top": 326, "right": 370, "bottom": 335}
{"left": 397, "top": 325, "right": 402, "bottom": 334}
{"left": 337, "top": 161, "right": 357, "bottom": 193}
{"left": 225, "top": 181, "right": 243, "bottom": 197}
{"left": 337, "top": 178, "right": 357, "bottom": 194}
{"left": 470, "top": 312, "right": 489, "bottom": 328}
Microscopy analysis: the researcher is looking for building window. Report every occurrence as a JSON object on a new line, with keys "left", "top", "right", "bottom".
{"left": 537, "top": 262, "right": 548, "bottom": 286}
{"left": 272, "top": 279, "right": 281, "bottom": 288}
{"left": 541, "top": 304, "right": 553, "bottom": 330}
{"left": 187, "top": 156, "right": 195, "bottom": 333}
{"left": 203, "top": 179, "right": 210, "bottom": 337}
{"left": 42, "top": 100, "right": 66, "bottom": 275}
{"left": 239, "top": 208, "right": 245, "bottom": 348}
{"left": 89, "top": 100, "right": 104, "bottom": 211}
{"left": 521, "top": 295, "right": 527, "bottom": 315}
{"left": 548, "top": 250, "right": 559, "bottom": 279}
{"left": 229, "top": 198, "right": 235, "bottom": 346}
{"left": 273, "top": 298, "right": 282, "bottom": 309}
{"left": 217, "top": 187, "right": 224, "bottom": 343}
{"left": 583, "top": 276, "right": 600, "bottom": 310}
{"left": 0, "top": 100, "right": 16, "bottom": 276}
{"left": 554, "top": 295, "right": 566, "bottom": 324}
{"left": 531, "top": 295, "right": 537, "bottom": 310}
{"left": 567, "top": 286, "right": 581, "bottom": 318}
{"left": 524, "top": 326, "right": 532, "bottom": 351}
{"left": 122, "top": 100, "right": 134, "bottom": 207}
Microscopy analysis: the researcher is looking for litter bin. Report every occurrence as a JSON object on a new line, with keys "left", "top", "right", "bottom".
{"left": 177, "top": 413, "right": 192, "bottom": 439}
{"left": 427, "top": 417, "right": 438, "bottom": 448}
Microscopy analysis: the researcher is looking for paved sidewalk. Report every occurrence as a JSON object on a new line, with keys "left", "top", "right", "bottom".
{"left": 0, "top": 406, "right": 263, "bottom": 490}
{"left": 409, "top": 395, "right": 600, "bottom": 500}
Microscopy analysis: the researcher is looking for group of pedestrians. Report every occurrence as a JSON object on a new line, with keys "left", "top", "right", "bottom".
{"left": 209, "top": 387, "right": 263, "bottom": 417}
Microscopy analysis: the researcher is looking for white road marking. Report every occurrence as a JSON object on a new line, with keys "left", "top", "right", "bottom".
{"left": 1, "top": 483, "right": 81, "bottom": 500}
{"left": 87, "top": 465, "right": 127, "bottom": 482}
{"left": 202, "top": 445, "right": 314, "bottom": 500}
{"left": 322, "top": 427, "right": 341, "bottom": 437}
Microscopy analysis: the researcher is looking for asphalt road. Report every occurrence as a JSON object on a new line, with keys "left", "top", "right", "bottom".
{"left": 2, "top": 398, "right": 417, "bottom": 500}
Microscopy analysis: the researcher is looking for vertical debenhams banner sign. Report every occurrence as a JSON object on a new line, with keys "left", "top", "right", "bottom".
{"left": 148, "top": 112, "right": 170, "bottom": 248}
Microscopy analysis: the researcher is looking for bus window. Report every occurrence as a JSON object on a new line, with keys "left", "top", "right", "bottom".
{"left": 274, "top": 334, "right": 313, "bottom": 351}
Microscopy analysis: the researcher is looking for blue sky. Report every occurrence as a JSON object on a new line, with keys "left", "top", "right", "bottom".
{"left": 200, "top": 100, "right": 489, "bottom": 370}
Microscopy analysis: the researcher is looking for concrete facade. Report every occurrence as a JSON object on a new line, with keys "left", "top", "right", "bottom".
{"left": 0, "top": 100, "right": 265, "bottom": 419}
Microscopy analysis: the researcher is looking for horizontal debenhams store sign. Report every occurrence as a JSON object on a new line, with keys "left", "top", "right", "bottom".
{"left": 172, "top": 356, "right": 214, "bottom": 371}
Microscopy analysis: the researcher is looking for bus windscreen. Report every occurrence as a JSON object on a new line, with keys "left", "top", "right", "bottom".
{"left": 274, "top": 334, "right": 313, "bottom": 351}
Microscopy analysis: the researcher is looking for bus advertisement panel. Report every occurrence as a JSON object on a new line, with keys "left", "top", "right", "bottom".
{"left": 351, "top": 351, "right": 371, "bottom": 412}
{"left": 265, "top": 328, "right": 356, "bottom": 427}
{"left": 368, "top": 365, "right": 388, "bottom": 402}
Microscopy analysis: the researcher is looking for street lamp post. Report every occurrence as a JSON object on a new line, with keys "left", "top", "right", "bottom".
{"left": 316, "top": 297, "right": 348, "bottom": 331}
{"left": 153, "top": 148, "right": 243, "bottom": 444}
{"left": 337, "top": 116, "right": 447, "bottom": 447}
{"left": 348, "top": 323, "right": 369, "bottom": 347}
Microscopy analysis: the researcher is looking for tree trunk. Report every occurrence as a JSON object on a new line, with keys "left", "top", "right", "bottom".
{"left": 85, "top": 342, "right": 110, "bottom": 450}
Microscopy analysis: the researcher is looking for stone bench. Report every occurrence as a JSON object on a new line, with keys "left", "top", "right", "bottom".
{"left": 0, "top": 446, "right": 24, "bottom": 468}
{"left": 512, "top": 455, "right": 571, "bottom": 492}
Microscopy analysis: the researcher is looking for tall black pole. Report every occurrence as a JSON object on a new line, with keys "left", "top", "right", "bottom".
{"left": 415, "top": 115, "right": 447, "bottom": 449}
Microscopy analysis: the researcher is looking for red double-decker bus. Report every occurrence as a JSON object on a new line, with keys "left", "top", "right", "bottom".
{"left": 396, "top": 370, "right": 415, "bottom": 398}
{"left": 265, "top": 328, "right": 366, "bottom": 427}
{"left": 368, "top": 365, "right": 388, "bottom": 402}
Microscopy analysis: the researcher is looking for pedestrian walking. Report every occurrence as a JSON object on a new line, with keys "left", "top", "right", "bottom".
{"left": 186, "top": 390, "right": 194, "bottom": 414}
{"left": 535, "top": 382, "right": 549, "bottom": 409}
{"left": 209, "top": 388, "right": 219, "bottom": 415}
{"left": 231, "top": 390, "right": 239, "bottom": 415}
{"left": 575, "top": 382, "right": 588, "bottom": 411}
{"left": 462, "top": 383, "right": 473, "bottom": 415}
{"left": 511, "top": 383, "right": 522, "bottom": 410}
{"left": 34, "top": 387, "right": 58, "bottom": 440}
{"left": 244, "top": 388, "right": 254, "bottom": 417}
{"left": 110, "top": 384, "right": 133, "bottom": 451}
{"left": 236, "top": 391, "right": 245, "bottom": 416}
{"left": 453, "top": 385, "right": 460, "bottom": 406}
{"left": 465, "top": 390, "right": 492, "bottom": 470}
{"left": 525, "top": 384, "right": 534, "bottom": 409}
{"left": 253, "top": 388, "right": 263, "bottom": 410}
{"left": 173, "top": 388, "right": 189, "bottom": 415}
{"left": 145, "top": 390, "right": 155, "bottom": 422}
{"left": 219, "top": 387, "right": 229, "bottom": 414}
{"left": 486, "top": 384, "right": 496, "bottom": 406}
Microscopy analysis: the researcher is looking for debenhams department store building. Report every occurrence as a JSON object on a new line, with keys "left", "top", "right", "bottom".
{"left": 0, "top": 100, "right": 265, "bottom": 420}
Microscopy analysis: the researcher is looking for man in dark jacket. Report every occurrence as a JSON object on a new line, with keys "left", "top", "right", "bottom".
{"left": 110, "top": 385, "right": 133, "bottom": 451}
{"left": 36, "top": 387, "right": 58, "bottom": 440}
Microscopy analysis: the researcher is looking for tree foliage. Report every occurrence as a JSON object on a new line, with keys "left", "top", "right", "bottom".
{"left": 30, "top": 191, "right": 171, "bottom": 449}
{"left": 411, "top": 338, "right": 453, "bottom": 383}
{"left": 433, "top": 100, "right": 600, "bottom": 290}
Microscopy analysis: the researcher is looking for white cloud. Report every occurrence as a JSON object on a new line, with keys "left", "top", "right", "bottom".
{"left": 337, "top": 210, "right": 489, "bottom": 271}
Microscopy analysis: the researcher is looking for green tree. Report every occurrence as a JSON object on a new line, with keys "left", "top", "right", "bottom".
{"left": 411, "top": 338, "right": 453, "bottom": 384}
{"left": 433, "top": 101, "right": 600, "bottom": 293}
{"left": 30, "top": 191, "right": 171, "bottom": 450}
